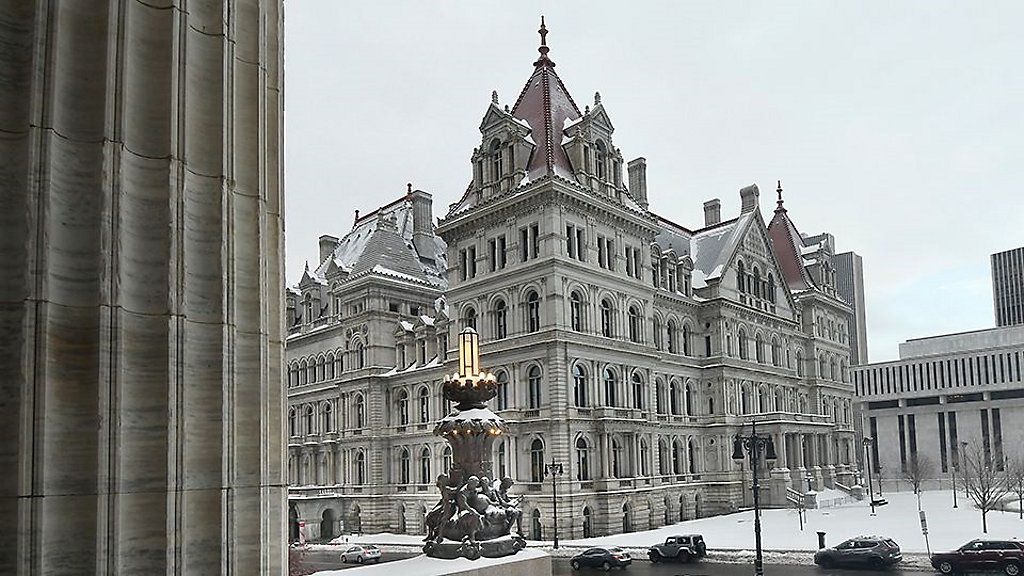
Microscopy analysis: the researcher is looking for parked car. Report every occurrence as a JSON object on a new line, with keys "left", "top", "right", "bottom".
{"left": 339, "top": 544, "right": 381, "bottom": 564}
{"left": 813, "top": 536, "right": 902, "bottom": 570}
{"left": 648, "top": 534, "right": 707, "bottom": 563}
{"left": 931, "top": 539, "right": 1024, "bottom": 575}
{"left": 570, "top": 547, "right": 632, "bottom": 571}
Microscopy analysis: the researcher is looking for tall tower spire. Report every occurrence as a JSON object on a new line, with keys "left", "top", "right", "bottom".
{"left": 534, "top": 16, "right": 554, "bottom": 67}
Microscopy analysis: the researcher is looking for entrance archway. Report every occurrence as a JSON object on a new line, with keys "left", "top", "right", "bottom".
{"left": 289, "top": 504, "right": 300, "bottom": 542}
{"left": 320, "top": 508, "right": 336, "bottom": 541}
{"left": 679, "top": 493, "right": 689, "bottom": 521}
{"left": 350, "top": 504, "right": 362, "bottom": 534}
{"left": 531, "top": 509, "right": 542, "bottom": 540}
{"left": 621, "top": 503, "right": 632, "bottom": 533}
{"left": 582, "top": 507, "right": 593, "bottom": 538}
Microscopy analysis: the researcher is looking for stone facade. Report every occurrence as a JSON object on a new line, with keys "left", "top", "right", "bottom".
{"left": 1, "top": 1, "right": 287, "bottom": 574}
{"left": 285, "top": 26, "right": 859, "bottom": 542}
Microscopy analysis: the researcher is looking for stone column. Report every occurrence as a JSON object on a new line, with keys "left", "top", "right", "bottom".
{"left": 0, "top": 1, "right": 286, "bottom": 574}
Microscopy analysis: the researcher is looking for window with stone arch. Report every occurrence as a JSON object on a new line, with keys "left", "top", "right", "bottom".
{"left": 685, "top": 382, "right": 695, "bottom": 416}
{"left": 419, "top": 447, "right": 431, "bottom": 484}
{"left": 737, "top": 260, "right": 746, "bottom": 293}
{"left": 611, "top": 437, "right": 623, "bottom": 478}
{"left": 353, "top": 394, "right": 366, "bottom": 429}
{"left": 688, "top": 439, "right": 699, "bottom": 474}
{"left": 658, "top": 438, "right": 670, "bottom": 475}
{"left": 569, "top": 290, "right": 584, "bottom": 332}
{"left": 530, "top": 438, "right": 545, "bottom": 483}
{"left": 288, "top": 408, "right": 297, "bottom": 437}
{"left": 397, "top": 389, "right": 409, "bottom": 426}
{"left": 495, "top": 370, "right": 510, "bottom": 411}
{"left": 354, "top": 341, "right": 366, "bottom": 370}
{"left": 463, "top": 306, "right": 477, "bottom": 330}
{"left": 603, "top": 367, "right": 618, "bottom": 407}
{"left": 600, "top": 298, "right": 614, "bottom": 338}
{"left": 304, "top": 405, "right": 315, "bottom": 435}
{"left": 490, "top": 138, "right": 503, "bottom": 180}
{"left": 497, "top": 440, "right": 508, "bottom": 480}
{"left": 527, "top": 365, "right": 542, "bottom": 409}
{"left": 755, "top": 333, "right": 764, "bottom": 363}
{"left": 326, "top": 352, "right": 336, "bottom": 380}
{"left": 639, "top": 437, "right": 650, "bottom": 476}
{"left": 442, "top": 445, "right": 452, "bottom": 473}
{"left": 575, "top": 436, "right": 591, "bottom": 481}
{"left": 399, "top": 448, "right": 411, "bottom": 484}
{"left": 493, "top": 298, "right": 507, "bottom": 339}
{"left": 321, "top": 402, "right": 332, "bottom": 433}
{"left": 667, "top": 319, "right": 677, "bottom": 353}
{"left": 767, "top": 272, "right": 776, "bottom": 304}
{"left": 525, "top": 290, "right": 541, "bottom": 333}
{"left": 795, "top": 350, "right": 803, "bottom": 377}
{"left": 417, "top": 386, "right": 430, "bottom": 422}
{"left": 737, "top": 328, "right": 748, "bottom": 360}
{"left": 595, "top": 139, "right": 608, "bottom": 180}
{"left": 572, "top": 363, "right": 588, "bottom": 407}
{"left": 682, "top": 323, "right": 692, "bottom": 356}
{"left": 355, "top": 450, "right": 366, "bottom": 484}
{"left": 771, "top": 337, "right": 781, "bottom": 366}
{"left": 628, "top": 304, "right": 642, "bottom": 343}
{"left": 652, "top": 315, "right": 663, "bottom": 350}
{"left": 672, "top": 438, "right": 684, "bottom": 474}
{"left": 669, "top": 380, "right": 680, "bottom": 415}
{"left": 631, "top": 371, "right": 645, "bottom": 410}
{"left": 752, "top": 266, "right": 762, "bottom": 299}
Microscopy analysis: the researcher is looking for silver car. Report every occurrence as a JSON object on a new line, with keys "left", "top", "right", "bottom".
{"left": 340, "top": 544, "right": 381, "bottom": 564}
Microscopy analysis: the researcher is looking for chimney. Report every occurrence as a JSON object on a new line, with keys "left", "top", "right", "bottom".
{"left": 318, "top": 234, "right": 339, "bottom": 264}
{"left": 627, "top": 157, "right": 648, "bottom": 209}
{"left": 409, "top": 188, "right": 435, "bottom": 257}
{"left": 703, "top": 199, "right": 721, "bottom": 226}
{"left": 740, "top": 184, "right": 760, "bottom": 213}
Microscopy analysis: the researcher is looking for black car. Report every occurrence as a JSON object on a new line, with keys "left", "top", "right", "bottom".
{"left": 931, "top": 539, "right": 1024, "bottom": 575}
{"left": 813, "top": 536, "right": 902, "bottom": 570}
{"left": 570, "top": 547, "right": 632, "bottom": 571}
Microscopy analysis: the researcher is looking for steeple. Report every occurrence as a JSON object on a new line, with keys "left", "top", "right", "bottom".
{"left": 775, "top": 179, "right": 786, "bottom": 213}
{"left": 511, "top": 17, "right": 582, "bottom": 179}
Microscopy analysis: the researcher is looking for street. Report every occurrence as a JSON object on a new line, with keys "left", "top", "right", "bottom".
{"left": 293, "top": 548, "right": 418, "bottom": 573}
{"left": 552, "top": 558, "right": 936, "bottom": 576}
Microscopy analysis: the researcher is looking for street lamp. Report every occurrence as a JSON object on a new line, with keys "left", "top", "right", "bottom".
{"left": 544, "top": 459, "right": 564, "bottom": 549}
{"left": 732, "top": 420, "right": 777, "bottom": 576}
{"left": 863, "top": 436, "right": 876, "bottom": 515}
{"left": 960, "top": 441, "right": 969, "bottom": 502}
{"left": 951, "top": 455, "right": 958, "bottom": 508}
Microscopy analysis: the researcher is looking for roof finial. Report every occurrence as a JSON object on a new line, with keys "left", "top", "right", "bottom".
{"left": 354, "top": 209, "right": 360, "bottom": 223}
{"left": 534, "top": 16, "right": 554, "bottom": 67}
{"left": 775, "top": 180, "right": 786, "bottom": 212}
{"left": 407, "top": 182, "right": 413, "bottom": 195}
{"left": 594, "top": 91, "right": 601, "bottom": 105}
{"left": 491, "top": 90, "right": 499, "bottom": 105}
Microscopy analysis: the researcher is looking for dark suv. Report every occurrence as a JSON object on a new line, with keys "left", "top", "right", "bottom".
{"left": 813, "top": 536, "right": 902, "bottom": 570}
{"left": 931, "top": 539, "right": 1024, "bottom": 575}
{"left": 648, "top": 534, "right": 707, "bottom": 563}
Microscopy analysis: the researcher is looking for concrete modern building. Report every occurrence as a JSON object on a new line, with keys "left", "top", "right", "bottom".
{"left": 852, "top": 325, "right": 1024, "bottom": 488}
{"left": 285, "top": 23, "right": 860, "bottom": 542}
{"left": 835, "top": 251, "right": 868, "bottom": 364}
{"left": 1, "top": 2, "right": 287, "bottom": 574}
{"left": 992, "top": 247, "right": 1024, "bottom": 327}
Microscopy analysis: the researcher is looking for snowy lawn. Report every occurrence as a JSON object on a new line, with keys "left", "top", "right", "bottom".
{"left": 309, "top": 548, "right": 549, "bottom": 576}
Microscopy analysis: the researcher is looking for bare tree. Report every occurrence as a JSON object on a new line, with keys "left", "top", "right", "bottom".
{"left": 1006, "top": 454, "right": 1024, "bottom": 520}
{"left": 962, "top": 440, "right": 1011, "bottom": 533}
{"left": 903, "top": 454, "right": 935, "bottom": 510}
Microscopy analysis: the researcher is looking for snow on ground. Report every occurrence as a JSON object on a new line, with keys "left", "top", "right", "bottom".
{"left": 311, "top": 489, "right": 1024, "bottom": 569}
{"left": 561, "top": 489, "right": 1023, "bottom": 554}
{"left": 309, "top": 548, "right": 549, "bottom": 576}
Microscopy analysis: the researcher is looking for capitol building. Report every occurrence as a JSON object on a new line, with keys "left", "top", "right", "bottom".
{"left": 285, "top": 23, "right": 859, "bottom": 542}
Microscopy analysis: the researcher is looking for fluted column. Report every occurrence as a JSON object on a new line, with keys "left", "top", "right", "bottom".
{"left": 0, "top": 1, "right": 286, "bottom": 574}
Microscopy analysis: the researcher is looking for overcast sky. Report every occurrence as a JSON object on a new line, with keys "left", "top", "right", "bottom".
{"left": 283, "top": 1, "right": 1023, "bottom": 362}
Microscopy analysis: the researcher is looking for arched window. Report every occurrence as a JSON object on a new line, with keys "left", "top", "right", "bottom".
{"left": 628, "top": 305, "right": 642, "bottom": 343}
{"left": 531, "top": 509, "right": 542, "bottom": 540}
{"left": 582, "top": 507, "right": 593, "bottom": 538}
{"left": 530, "top": 439, "right": 545, "bottom": 483}
{"left": 490, "top": 138, "right": 503, "bottom": 180}
{"left": 738, "top": 329, "right": 748, "bottom": 360}
{"left": 737, "top": 260, "right": 746, "bottom": 293}
{"left": 631, "top": 372, "right": 644, "bottom": 410}
{"left": 418, "top": 386, "right": 430, "bottom": 422}
{"left": 685, "top": 383, "right": 695, "bottom": 416}
{"left": 830, "top": 358, "right": 837, "bottom": 381}
{"left": 603, "top": 368, "right": 618, "bottom": 407}
{"left": 755, "top": 334, "right": 764, "bottom": 363}
{"left": 305, "top": 405, "right": 315, "bottom": 435}
{"left": 819, "top": 356, "right": 828, "bottom": 379}
{"left": 464, "top": 306, "right": 477, "bottom": 330}
{"left": 658, "top": 439, "right": 669, "bottom": 475}
{"left": 652, "top": 316, "right": 662, "bottom": 350}
{"left": 326, "top": 353, "right": 335, "bottom": 380}
{"left": 570, "top": 291, "right": 584, "bottom": 332}
{"left": 397, "top": 389, "right": 409, "bottom": 426}
{"left": 399, "top": 448, "right": 410, "bottom": 484}
{"left": 442, "top": 445, "right": 452, "bottom": 473}
{"left": 321, "top": 402, "right": 333, "bottom": 433}
{"left": 600, "top": 299, "right": 614, "bottom": 337}
{"left": 795, "top": 350, "right": 804, "bottom": 377}
{"left": 527, "top": 365, "right": 542, "bottom": 409}
{"left": 575, "top": 437, "right": 590, "bottom": 481}
{"left": 767, "top": 273, "right": 776, "bottom": 304}
{"left": 596, "top": 140, "right": 607, "bottom": 180}
{"left": 667, "top": 320, "right": 677, "bottom": 353}
{"left": 672, "top": 439, "right": 683, "bottom": 474}
{"left": 355, "top": 451, "right": 366, "bottom": 484}
{"left": 840, "top": 359, "right": 849, "bottom": 383}
{"left": 611, "top": 437, "right": 623, "bottom": 478}
{"left": 771, "top": 337, "right": 780, "bottom": 366}
{"left": 639, "top": 438, "right": 650, "bottom": 476}
{"left": 288, "top": 408, "right": 297, "bottom": 437}
{"left": 335, "top": 353, "right": 344, "bottom": 376}
{"left": 708, "top": 396, "right": 715, "bottom": 415}
{"left": 493, "top": 299, "right": 507, "bottom": 339}
{"left": 305, "top": 359, "right": 315, "bottom": 384}
{"left": 688, "top": 440, "right": 698, "bottom": 474}
{"left": 573, "top": 364, "right": 588, "bottom": 407}
{"left": 752, "top": 266, "right": 762, "bottom": 299}
{"left": 354, "top": 394, "right": 366, "bottom": 428}
{"left": 496, "top": 370, "right": 510, "bottom": 411}
{"left": 525, "top": 290, "right": 540, "bottom": 333}
{"left": 669, "top": 381, "right": 680, "bottom": 415}
{"left": 655, "top": 379, "right": 666, "bottom": 414}
{"left": 758, "top": 387, "right": 768, "bottom": 413}
{"left": 419, "top": 448, "right": 431, "bottom": 484}
{"left": 682, "top": 324, "right": 691, "bottom": 356}
{"left": 354, "top": 343, "right": 366, "bottom": 369}
{"left": 497, "top": 441, "right": 508, "bottom": 479}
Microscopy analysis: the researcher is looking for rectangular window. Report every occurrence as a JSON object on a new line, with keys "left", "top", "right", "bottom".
{"left": 625, "top": 246, "right": 634, "bottom": 277}
{"left": 869, "top": 417, "right": 880, "bottom": 473}
{"left": 576, "top": 227, "right": 585, "bottom": 262}
{"left": 498, "top": 234, "right": 507, "bottom": 269}
{"left": 938, "top": 412, "right": 948, "bottom": 473}
{"left": 898, "top": 415, "right": 907, "bottom": 472}
{"left": 994, "top": 408, "right": 1004, "bottom": 470}
{"left": 566, "top": 224, "right": 576, "bottom": 258}
{"left": 981, "top": 408, "right": 992, "bottom": 467}
{"left": 948, "top": 412, "right": 959, "bottom": 469}
{"left": 467, "top": 246, "right": 477, "bottom": 278}
{"left": 990, "top": 388, "right": 1024, "bottom": 400}
{"left": 530, "top": 224, "right": 539, "bottom": 259}
{"left": 459, "top": 249, "right": 468, "bottom": 281}
{"left": 597, "top": 235, "right": 606, "bottom": 268}
{"left": 489, "top": 238, "right": 497, "bottom": 272}
{"left": 606, "top": 239, "right": 615, "bottom": 272}
{"left": 908, "top": 414, "right": 917, "bottom": 461}
{"left": 520, "top": 227, "right": 529, "bottom": 262}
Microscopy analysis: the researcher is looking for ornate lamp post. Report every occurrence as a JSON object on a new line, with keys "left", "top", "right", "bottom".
{"left": 863, "top": 436, "right": 876, "bottom": 514}
{"left": 732, "top": 420, "right": 777, "bottom": 576}
{"left": 545, "top": 459, "right": 564, "bottom": 549}
{"left": 422, "top": 328, "right": 525, "bottom": 559}
{"left": 951, "top": 455, "right": 958, "bottom": 508}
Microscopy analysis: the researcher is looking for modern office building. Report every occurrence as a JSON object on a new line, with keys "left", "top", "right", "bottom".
{"left": 852, "top": 325, "right": 1024, "bottom": 486}
{"left": 284, "top": 23, "right": 860, "bottom": 541}
{"left": 993, "top": 247, "right": 1024, "bottom": 327}
{"left": 835, "top": 252, "right": 868, "bottom": 365}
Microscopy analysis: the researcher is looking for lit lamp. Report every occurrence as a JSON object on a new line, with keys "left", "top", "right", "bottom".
{"left": 459, "top": 327, "right": 480, "bottom": 378}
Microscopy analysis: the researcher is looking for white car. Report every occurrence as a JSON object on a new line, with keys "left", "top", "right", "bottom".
{"left": 340, "top": 544, "right": 381, "bottom": 564}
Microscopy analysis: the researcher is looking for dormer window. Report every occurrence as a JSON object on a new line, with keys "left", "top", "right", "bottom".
{"left": 596, "top": 140, "right": 607, "bottom": 180}
{"left": 490, "top": 138, "right": 503, "bottom": 180}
